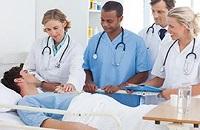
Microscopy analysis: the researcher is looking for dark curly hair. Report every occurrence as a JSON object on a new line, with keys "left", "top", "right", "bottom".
{"left": 1, "top": 63, "right": 24, "bottom": 94}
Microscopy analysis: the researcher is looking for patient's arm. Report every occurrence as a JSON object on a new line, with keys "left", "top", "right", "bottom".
{"left": 42, "top": 119, "right": 97, "bottom": 130}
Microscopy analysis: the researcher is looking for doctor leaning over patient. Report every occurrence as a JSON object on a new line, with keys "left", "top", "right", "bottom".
{"left": 145, "top": 7, "right": 200, "bottom": 100}
{"left": 83, "top": 1, "right": 151, "bottom": 94}
{"left": 139, "top": 0, "right": 175, "bottom": 80}
{"left": 24, "top": 9, "right": 85, "bottom": 92}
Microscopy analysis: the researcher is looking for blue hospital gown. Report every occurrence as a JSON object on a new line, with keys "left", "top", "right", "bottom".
{"left": 17, "top": 92, "right": 78, "bottom": 127}
{"left": 83, "top": 29, "right": 150, "bottom": 87}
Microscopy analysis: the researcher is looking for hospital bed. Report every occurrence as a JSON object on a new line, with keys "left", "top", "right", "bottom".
{"left": 0, "top": 82, "right": 157, "bottom": 130}
{"left": 0, "top": 81, "right": 120, "bottom": 130}
{"left": 0, "top": 53, "right": 157, "bottom": 130}
{"left": 0, "top": 102, "right": 121, "bottom": 130}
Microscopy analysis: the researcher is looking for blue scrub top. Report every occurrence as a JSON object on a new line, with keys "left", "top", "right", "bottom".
{"left": 17, "top": 92, "right": 78, "bottom": 127}
{"left": 83, "top": 29, "right": 150, "bottom": 88}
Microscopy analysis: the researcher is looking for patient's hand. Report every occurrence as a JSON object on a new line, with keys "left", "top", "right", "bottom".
{"left": 55, "top": 84, "right": 76, "bottom": 93}
{"left": 63, "top": 83, "right": 76, "bottom": 92}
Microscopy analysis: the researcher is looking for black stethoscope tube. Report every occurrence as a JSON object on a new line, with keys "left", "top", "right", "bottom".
{"left": 93, "top": 27, "right": 125, "bottom": 59}
{"left": 41, "top": 33, "right": 70, "bottom": 67}
{"left": 162, "top": 38, "right": 196, "bottom": 67}
{"left": 146, "top": 23, "right": 155, "bottom": 34}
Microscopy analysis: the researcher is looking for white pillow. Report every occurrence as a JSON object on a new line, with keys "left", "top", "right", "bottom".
{"left": 0, "top": 83, "right": 22, "bottom": 112}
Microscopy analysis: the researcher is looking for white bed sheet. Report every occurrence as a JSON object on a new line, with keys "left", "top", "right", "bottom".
{"left": 0, "top": 111, "right": 25, "bottom": 130}
{"left": 63, "top": 93, "right": 167, "bottom": 130}
{"left": 0, "top": 93, "right": 170, "bottom": 130}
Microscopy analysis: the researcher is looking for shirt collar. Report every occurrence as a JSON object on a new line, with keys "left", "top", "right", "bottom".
{"left": 52, "top": 33, "right": 67, "bottom": 56}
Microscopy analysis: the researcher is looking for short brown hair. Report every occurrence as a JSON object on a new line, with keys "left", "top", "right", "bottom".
{"left": 150, "top": 0, "right": 175, "bottom": 10}
{"left": 42, "top": 9, "right": 71, "bottom": 31}
{"left": 1, "top": 64, "right": 23, "bottom": 94}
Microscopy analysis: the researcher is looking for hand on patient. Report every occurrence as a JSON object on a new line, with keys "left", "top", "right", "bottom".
{"left": 103, "top": 85, "right": 121, "bottom": 94}
{"left": 103, "top": 82, "right": 129, "bottom": 94}
{"left": 55, "top": 83, "right": 76, "bottom": 93}
{"left": 83, "top": 81, "right": 97, "bottom": 93}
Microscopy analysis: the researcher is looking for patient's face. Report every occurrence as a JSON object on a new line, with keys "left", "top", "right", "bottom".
{"left": 20, "top": 70, "right": 40, "bottom": 85}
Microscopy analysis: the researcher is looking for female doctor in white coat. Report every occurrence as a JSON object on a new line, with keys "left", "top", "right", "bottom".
{"left": 24, "top": 9, "right": 85, "bottom": 92}
{"left": 145, "top": 7, "right": 200, "bottom": 100}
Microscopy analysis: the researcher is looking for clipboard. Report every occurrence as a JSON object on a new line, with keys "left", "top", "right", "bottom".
{"left": 95, "top": 89, "right": 140, "bottom": 107}
{"left": 123, "top": 85, "right": 162, "bottom": 93}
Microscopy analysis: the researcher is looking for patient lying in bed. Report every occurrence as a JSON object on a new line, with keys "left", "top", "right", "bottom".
{"left": 1, "top": 65, "right": 159, "bottom": 130}
{"left": 1, "top": 65, "right": 96, "bottom": 130}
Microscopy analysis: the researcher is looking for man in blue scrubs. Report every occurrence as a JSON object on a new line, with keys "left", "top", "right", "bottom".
{"left": 83, "top": 1, "right": 150, "bottom": 93}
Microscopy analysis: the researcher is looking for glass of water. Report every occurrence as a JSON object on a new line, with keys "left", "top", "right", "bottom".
{"left": 177, "top": 85, "right": 192, "bottom": 114}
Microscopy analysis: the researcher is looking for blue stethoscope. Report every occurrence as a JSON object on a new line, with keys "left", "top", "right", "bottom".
{"left": 41, "top": 32, "right": 70, "bottom": 68}
{"left": 92, "top": 27, "right": 125, "bottom": 64}
{"left": 146, "top": 23, "right": 155, "bottom": 34}
{"left": 160, "top": 38, "right": 197, "bottom": 75}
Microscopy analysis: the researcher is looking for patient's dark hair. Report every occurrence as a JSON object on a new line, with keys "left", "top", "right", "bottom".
{"left": 1, "top": 63, "right": 24, "bottom": 94}
{"left": 102, "top": 1, "right": 123, "bottom": 17}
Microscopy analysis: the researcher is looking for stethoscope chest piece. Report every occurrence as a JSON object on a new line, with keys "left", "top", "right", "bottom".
{"left": 55, "top": 62, "right": 61, "bottom": 68}
{"left": 160, "top": 66, "right": 165, "bottom": 73}
{"left": 93, "top": 54, "right": 98, "bottom": 60}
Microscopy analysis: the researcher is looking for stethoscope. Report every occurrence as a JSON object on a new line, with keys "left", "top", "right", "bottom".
{"left": 41, "top": 32, "right": 70, "bottom": 68}
{"left": 160, "top": 38, "right": 197, "bottom": 75}
{"left": 92, "top": 27, "right": 125, "bottom": 61}
{"left": 146, "top": 23, "right": 155, "bottom": 34}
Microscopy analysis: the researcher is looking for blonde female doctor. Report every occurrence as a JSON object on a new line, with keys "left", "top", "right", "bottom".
{"left": 145, "top": 7, "right": 200, "bottom": 100}
{"left": 24, "top": 9, "right": 85, "bottom": 92}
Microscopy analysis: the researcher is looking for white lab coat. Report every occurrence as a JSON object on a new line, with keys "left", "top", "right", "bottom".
{"left": 24, "top": 33, "right": 85, "bottom": 91}
{"left": 152, "top": 36, "right": 200, "bottom": 88}
{"left": 139, "top": 24, "right": 172, "bottom": 80}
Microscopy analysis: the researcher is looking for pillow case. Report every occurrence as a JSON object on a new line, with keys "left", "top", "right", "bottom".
{"left": 0, "top": 83, "right": 22, "bottom": 112}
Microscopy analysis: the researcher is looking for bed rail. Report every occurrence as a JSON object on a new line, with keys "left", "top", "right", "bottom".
{"left": 0, "top": 103, "right": 122, "bottom": 130}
